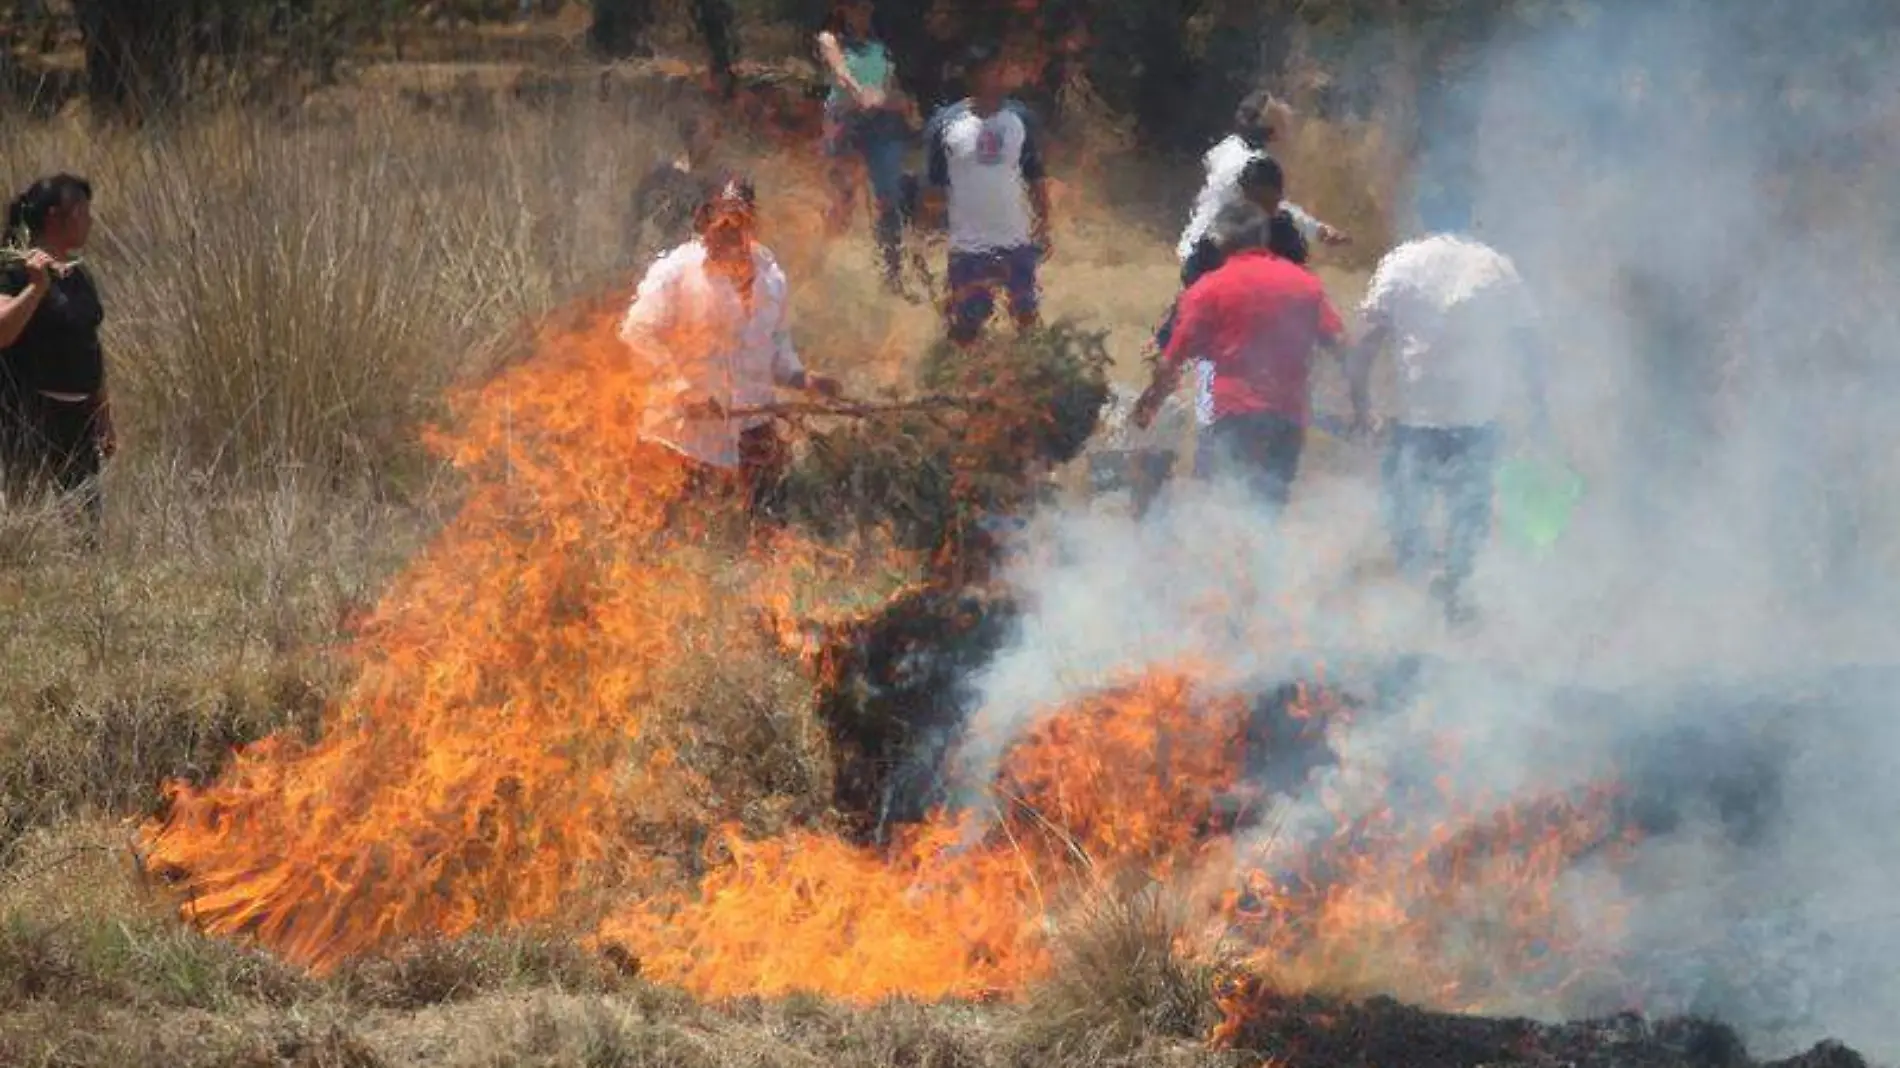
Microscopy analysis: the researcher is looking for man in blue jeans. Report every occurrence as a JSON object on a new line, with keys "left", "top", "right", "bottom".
{"left": 922, "top": 44, "right": 1054, "bottom": 346}
{"left": 1347, "top": 196, "right": 1551, "bottom": 627}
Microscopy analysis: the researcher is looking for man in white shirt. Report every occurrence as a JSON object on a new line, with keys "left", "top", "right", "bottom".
{"left": 619, "top": 176, "right": 840, "bottom": 515}
{"left": 922, "top": 43, "right": 1053, "bottom": 346}
{"left": 1346, "top": 195, "right": 1549, "bottom": 626}
{"left": 1177, "top": 90, "right": 1348, "bottom": 263}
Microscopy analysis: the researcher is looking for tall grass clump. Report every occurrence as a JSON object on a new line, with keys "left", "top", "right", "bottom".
{"left": 1011, "top": 879, "right": 1223, "bottom": 1065}
{"left": 32, "top": 99, "right": 671, "bottom": 486}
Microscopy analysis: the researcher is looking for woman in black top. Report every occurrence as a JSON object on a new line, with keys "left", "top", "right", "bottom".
{"left": 0, "top": 174, "right": 112, "bottom": 524}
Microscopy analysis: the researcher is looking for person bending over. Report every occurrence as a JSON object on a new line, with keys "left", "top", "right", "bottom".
{"left": 619, "top": 176, "right": 842, "bottom": 520}
{"left": 1347, "top": 194, "right": 1551, "bottom": 627}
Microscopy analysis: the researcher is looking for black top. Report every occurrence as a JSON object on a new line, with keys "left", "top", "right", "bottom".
{"left": 1179, "top": 209, "right": 1310, "bottom": 289}
{"left": 0, "top": 264, "right": 105, "bottom": 396}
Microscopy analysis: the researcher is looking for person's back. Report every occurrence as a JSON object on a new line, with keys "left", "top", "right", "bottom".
{"left": 1174, "top": 248, "right": 1341, "bottom": 426}
{"left": 1362, "top": 233, "right": 1534, "bottom": 429}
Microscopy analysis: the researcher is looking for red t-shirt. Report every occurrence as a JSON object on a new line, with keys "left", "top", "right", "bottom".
{"left": 1160, "top": 249, "right": 1344, "bottom": 424}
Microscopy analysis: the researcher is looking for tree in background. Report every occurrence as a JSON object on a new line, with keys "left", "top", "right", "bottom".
{"left": 589, "top": 0, "right": 737, "bottom": 96}
{"left": 68, "top": 0, "right": 380, "bottom": 121}
{"left": 72, "top": 0, "right": 190, "bottom": 117}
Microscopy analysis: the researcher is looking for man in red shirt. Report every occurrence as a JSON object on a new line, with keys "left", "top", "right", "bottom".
{"left": 1133, "top": 200, "right": 1344, "bottom": 511}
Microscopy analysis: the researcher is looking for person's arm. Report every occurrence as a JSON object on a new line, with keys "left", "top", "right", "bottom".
{"left": 619, "top": 255, "right": 716, "bottom": 415}
{"left": 1134, "top": 287, "right": 1210, "bottom": 428}
{"left": 1514, "top": 286, "right": 1552, "bottom": 441}
{"left": 1520, "top": 324, "right": 1552, "bottom": 440}
{"left": 1283, "top": 200, "right": 1349, "bottom": 246}
{"left": 0, "top": 257, "right": 52, "bottom": 350}
{"left": 1017, "top": 104, "right": 1052, "bottom": 253}
{"left": 93, "top": 385, "right": 115, "bottom": 458}
{"left": 1345, "top": 256, "right": 1404, "bottom": 432}
{"left": 816, "top": 31, "right": 878, "bottom": 107}
{"left": 764, "top": 266, "right": 839, "bottom": 397}
{"left": 1345, "top": 316, "right": 1387, "bottom": 434}
{"left": 1180, "top": 236, "right": 1224, "bottom": 289}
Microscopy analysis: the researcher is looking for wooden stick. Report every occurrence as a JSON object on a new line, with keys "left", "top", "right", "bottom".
{"left": 725, "top": 395, "right": 978, "bottom": 420}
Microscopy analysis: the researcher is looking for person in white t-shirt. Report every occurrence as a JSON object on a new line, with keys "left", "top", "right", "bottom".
{"left": 620, "top": 176, "right": 841, "bottom": 516}
{"left": 922, "top": 43, "right": 1053, "bottom": 346}
{"left": 1346, "top": 195, "right": 1549, "bottom": 626}
{"left": 1178, "top": 90, "right": 1349, "bottom": 263}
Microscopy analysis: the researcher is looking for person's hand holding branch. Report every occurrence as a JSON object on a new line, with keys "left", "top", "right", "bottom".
{"left": 683, "top": 394, "right": 727, "bottom": 420}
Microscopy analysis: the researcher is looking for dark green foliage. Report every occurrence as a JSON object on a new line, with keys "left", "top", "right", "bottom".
{"left": 782, "top": 320, "right": 1111, "bottom": 560}
{"left": 54, "top": 0, "right": 405, "bottom": 119}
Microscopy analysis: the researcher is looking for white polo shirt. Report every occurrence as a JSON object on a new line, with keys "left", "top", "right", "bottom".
{"left": 925, "top": 98, "right": 1047, "bottom": 253}
{"left": 618, "top": 240, "right": 805, "bottom": 468}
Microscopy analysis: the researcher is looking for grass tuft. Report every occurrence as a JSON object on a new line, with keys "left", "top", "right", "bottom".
{"left": 1012, "top": 880, "right": 1224, "bottom": 1064}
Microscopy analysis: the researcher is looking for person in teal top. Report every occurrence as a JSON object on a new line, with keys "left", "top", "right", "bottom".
{"left": 818, "top": 0, "right": 916, "bottom": 294}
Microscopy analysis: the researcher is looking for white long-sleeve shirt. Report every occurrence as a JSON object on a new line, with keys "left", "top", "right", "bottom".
{"left": 1176, "top": 134, "right": 1322, "bottom": 263}
{"left": 619, "top": 240, "right": 804, "bottom": 469}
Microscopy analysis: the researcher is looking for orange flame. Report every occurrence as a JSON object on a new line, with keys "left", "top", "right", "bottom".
{"left": 594, "top": 665, "right": 1250, "bottom": 1002}
{"left": 138, "top": 313, "right": 772, "bottom": 971}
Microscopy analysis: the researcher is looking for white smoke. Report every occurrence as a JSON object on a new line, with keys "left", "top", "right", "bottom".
{"left": 950, "top": 2, "right": 1900, "bottom": 1059}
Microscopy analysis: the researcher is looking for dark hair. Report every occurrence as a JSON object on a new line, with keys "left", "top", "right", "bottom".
{"left": 1268, "top": 209, "right": 1310, "bottom": 265}
{"left": 1236, "top": 154, "right": 1286, "bottom": 199}
{"left": 693, "top": 173, "right": 759, "bottom": 231}
{"left": 824, "top": 0, "right": 876, "bottom": 37}
{"left": 963, "top": 42, "right": 1003, "bottom": 73}
{"left": 1233, "top": 89, "right": 1285, "bottom": 149}
{"left": 6, "top": 173, "right": 91, "bottom": 241}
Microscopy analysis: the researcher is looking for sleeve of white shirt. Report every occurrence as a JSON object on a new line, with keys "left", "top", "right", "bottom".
{"left": 1282, "top": 200, "right": 1322, "bottom": 242}
{"left": 1360, "top": 249, "right": 1401, "bottom": 324}
{"left": 619, "top": 251, "right": 695, "bottom": 398}
{"left": 1176, "top": 142, "right": 1232, "bottom": 261}
{"left": 765, "top": 263, "right": 805, "bottom": 386}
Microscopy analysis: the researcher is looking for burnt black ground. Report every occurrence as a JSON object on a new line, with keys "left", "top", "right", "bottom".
{"left": 1223, "top": 988, "right": 1870, "bottom": 1068}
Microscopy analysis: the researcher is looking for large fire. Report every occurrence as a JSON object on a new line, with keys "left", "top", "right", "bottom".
{"left": 137, "top": 150, "right": 1632, "bottom": 1036}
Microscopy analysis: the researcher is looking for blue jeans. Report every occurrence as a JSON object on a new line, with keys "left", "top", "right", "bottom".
{"left": 1381, "top": 423, "right": 1501, "bottom": 595}
{"left": 1195, "top": 412, "right": 1305, "bottom": 513}
{"left": 826, "top": 106, "right": 909, "bottom": 278}
{"left": 946, "top": 245, "right": 1042, "bottom": 343}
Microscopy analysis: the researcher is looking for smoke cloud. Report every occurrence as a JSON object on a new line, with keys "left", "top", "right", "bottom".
{"left": 951, "top": 1, "right": 1900, "bottom": 1059}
